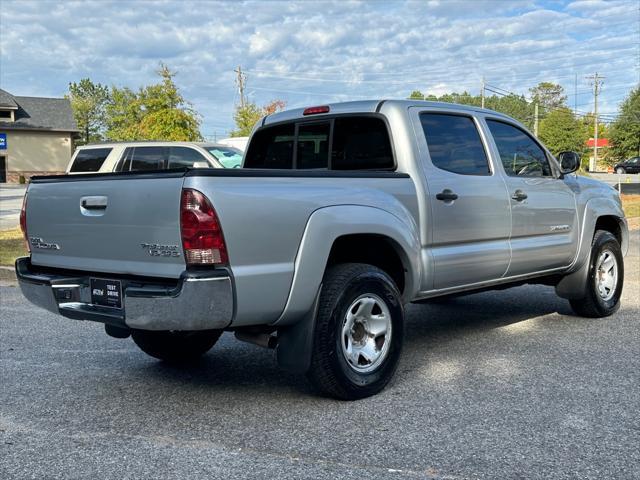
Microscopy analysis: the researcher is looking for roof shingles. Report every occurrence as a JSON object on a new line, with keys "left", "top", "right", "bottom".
{"left": 0, "top": 88, "right": 78, "bottom": 132}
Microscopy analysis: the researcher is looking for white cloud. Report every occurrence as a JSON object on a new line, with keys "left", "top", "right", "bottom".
{"left": 0, "top": 0, "right": 637, "bottom": 136}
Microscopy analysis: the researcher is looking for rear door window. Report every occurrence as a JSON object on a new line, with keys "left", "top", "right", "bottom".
{"left": 131, "top": 146, "right": 166, "bottom": 171}
{"left": 70, "top": 148, "right": 112, "bottom": 172}
{"left": 420, "top": 113, "right": 490, "bottom": 175}
{"left": 167, "top": 147, "right": 209, "bottom": 168}
{"left": 243, "top": 116, "right": 393, "bottom": 170}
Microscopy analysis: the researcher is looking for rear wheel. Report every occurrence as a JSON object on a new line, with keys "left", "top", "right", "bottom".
{"left": 616, "top": 167, "right": 626, "bottom": 174}
{"left": 569, "top": 230, "right": 623, "bottom": 318}
{"left": 307, "top": 263, "right": 404, "bottom": 400}
{"left": 131, "top": 329, "right": 222, "bottom": 362}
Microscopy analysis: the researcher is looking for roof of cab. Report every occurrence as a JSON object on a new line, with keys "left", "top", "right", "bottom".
{"left": 262, "top": 99, "right": 514, "bottom": 126}
{"left": 76, "top": 141, "right": 231, "bottom": 149}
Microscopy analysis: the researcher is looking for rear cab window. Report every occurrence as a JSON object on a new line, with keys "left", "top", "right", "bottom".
{"left": 69, "top": 148, "right": 112, "bottom": 172}
{"left": 243, "top": 115, "right": 394, "bottom": 170}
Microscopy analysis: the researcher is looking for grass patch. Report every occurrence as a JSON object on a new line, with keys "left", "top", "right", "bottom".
{"left": 0, "top": 228, "right": 27, "bottom": 267}
{"left": 621, "top": 194, "right": 640, "bottom": 219}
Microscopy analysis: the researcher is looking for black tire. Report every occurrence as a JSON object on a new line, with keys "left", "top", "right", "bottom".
{"left": 569, "top": 230, "right": 624, "bottom": 318}
{"left": 131, "top": 329, "right": 222, "bottom": 362}
{"left": 307, "top": 263, "right": 404, "bottom": 400}
{"left": 616, "top": 167, "right": 626, "bottom": 174}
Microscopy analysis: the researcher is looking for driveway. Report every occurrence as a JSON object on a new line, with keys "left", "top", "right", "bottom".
{"left": 1, "top": 229, "right": 638, "bottom": 479}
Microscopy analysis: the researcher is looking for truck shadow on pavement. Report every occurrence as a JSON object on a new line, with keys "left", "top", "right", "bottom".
{"left": 134, "top": 284, "right": 584, "bottom": 397}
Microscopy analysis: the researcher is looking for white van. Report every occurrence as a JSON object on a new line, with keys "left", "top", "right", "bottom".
{"left": 67, "top": 141, "right": 243, "bottom": 174}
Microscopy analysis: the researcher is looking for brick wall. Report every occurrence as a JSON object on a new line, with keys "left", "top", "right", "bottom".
{"left": 6, "top": 171, "right": 65, "bottom": 183}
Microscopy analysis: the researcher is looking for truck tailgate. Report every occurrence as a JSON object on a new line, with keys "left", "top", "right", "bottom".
{"left": 25, "top": 174, "right": 186, "bottom": 278}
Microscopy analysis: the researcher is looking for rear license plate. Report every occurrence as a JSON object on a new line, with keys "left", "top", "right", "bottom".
{"left": 90, "top": 278, "right": 122, "bottom": 309}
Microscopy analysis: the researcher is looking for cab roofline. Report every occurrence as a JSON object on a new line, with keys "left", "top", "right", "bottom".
{"left": 262, "top": 99, "right": 515, "bottom": 126}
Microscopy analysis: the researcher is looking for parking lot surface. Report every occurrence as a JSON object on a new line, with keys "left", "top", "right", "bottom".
{"left": 1, "top": 230, "right": 638, "bottom": 479}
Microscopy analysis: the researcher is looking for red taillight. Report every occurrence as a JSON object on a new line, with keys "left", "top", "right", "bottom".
{"left": 303, "top": 105, "right": 330, "bottom": 115}
{"left": 180, "top": 189, "right": 228, "bottom": 265}
{"left": 20, "top": 193, "right": 30, "bottom": 253}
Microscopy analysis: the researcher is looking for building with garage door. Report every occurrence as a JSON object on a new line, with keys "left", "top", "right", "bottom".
{"left": 0, "top": 88, "right": 78, "bottom": 183}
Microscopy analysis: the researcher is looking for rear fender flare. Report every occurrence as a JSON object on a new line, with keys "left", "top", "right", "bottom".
{"left": 276, "top": 204, "right": 420, "bottom": 327}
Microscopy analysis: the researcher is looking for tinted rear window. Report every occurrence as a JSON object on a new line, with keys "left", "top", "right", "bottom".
{"left": 70, "top": 148, "right": 112, "bottom": 172}
{"left": 244, "top": 123, "right": 295, "bottom": 169}
{"left": 331, "top": 117, "right": 393, "bottom": 170}
{"left": 118, "top": 147, "right": 167, "bottom": 172}
{"left": 297, "top": 122, "right": 330, "bottom": 169}
{"left": 168, "top": 147, "right": 208, "bottom": 168}
{"left": 420, "top": 113, "right": 490, "bottom": 175}
{"left": 243, "top": 116, "right": 393, "bottom": 170}
{"left": 131, "top": 147, "right": 166, "bottom": 171}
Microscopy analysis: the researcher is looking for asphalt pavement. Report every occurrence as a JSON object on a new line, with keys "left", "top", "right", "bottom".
{"left": 1, "top": 231, "right": 639, "bottom": 479}
{"left": 0, "top": 184, "right": 26, "bottom": 230}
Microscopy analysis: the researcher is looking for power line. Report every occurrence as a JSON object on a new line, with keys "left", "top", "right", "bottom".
{"left": 246, "top": 48, "right": 637, "bottom": 84}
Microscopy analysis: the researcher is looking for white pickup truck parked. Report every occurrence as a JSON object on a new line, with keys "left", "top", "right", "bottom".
{"left": 17, "top": 100, "right": 628, "bottom": 399}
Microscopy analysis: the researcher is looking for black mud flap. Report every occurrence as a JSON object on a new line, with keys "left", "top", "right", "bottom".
{"left": 276, "top": 287, "right": 321, "bottom": 374}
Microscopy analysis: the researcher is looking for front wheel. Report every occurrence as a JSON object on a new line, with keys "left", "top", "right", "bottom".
{"left": 131, "top": 329, "right": 222, "bottom": 362}
{"left": 307, "top": 263, "right": 404, "bottom": 400}
{"left": 569, "top": 230, "right": 624, "bottom": 318}
{"left": 616, "top": 167, "right": 626, "bottom": 174}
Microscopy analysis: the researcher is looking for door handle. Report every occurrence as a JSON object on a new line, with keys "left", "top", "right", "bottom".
{"left": 435, "top": 189, "right": 458, "bottom": 202}
{"left": 80, "top": 196, "right": 108, "bottom": 210}
{"left": 511, "top": 190, "right": 528, "bottom": 201}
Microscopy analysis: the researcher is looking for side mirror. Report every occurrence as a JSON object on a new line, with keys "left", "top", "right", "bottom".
{"left": 558, "top": 151, "right": 580, "bottom": 174}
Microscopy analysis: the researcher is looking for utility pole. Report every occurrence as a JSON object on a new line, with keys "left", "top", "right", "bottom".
{"left": 586, "top": 72, "right": 604, "bottom": 172}
{"left": 534, "top": 103, "right": 539, "bottom": 137}
{"left": 234, "top": 65, "right": 247, "bottom": 108}
{"left": 481, "top": 76, "right": 485, "bottom": 108}
{"left": 574, "top": 73, "right": 577, "bottom": 115}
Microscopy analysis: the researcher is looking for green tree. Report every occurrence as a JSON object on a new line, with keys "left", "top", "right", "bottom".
{"left": 231, "top": 99, "right": 286, "bottom": 137}
{"left": 579, "top": 112, "right": 609, "bottom": 139}
{"left": 529, "top": 82, "right": 567, "bottom": 114}
{"left": 406, "top": 89, "right": 533, "bottom": 128}
{"left": 538, "top": 107, "right": 585, "bottom": 156}
{"left": 231, "top": 102, "right": 262, "bottom": 137}
{"left": 609, "top": 87, "right": 640, "bottom": 160}
{"left": 487, "top": 94, "right": 534, "bottom": 129}
{"left": 105, "top": 64, "right": 201, "bottom": 141}
{"left": 105, "top": 86, "right": 143, "bottom": 141}
{"left": 67, "top": 79, "right": 110, "bottom": 145}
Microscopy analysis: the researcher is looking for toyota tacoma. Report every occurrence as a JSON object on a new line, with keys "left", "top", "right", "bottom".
{"left": 17, "top": 100, "right": 628, "bottom": 399}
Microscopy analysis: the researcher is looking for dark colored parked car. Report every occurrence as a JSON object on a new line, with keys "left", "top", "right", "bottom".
{"left": 614, "top": 156, "right": 640, "bottom": 174}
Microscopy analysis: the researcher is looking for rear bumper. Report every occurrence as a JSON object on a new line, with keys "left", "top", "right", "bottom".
{"left": 15, "top": 257, "right": 234, "bottom": 331}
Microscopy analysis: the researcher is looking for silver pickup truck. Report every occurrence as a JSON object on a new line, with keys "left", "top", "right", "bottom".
{"left": 17, "top": 100, "right": 628, "bottom": 400}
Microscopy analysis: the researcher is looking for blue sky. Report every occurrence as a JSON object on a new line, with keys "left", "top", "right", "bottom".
{"left": 1, "top": 0, "right": 638, "bottom": 138}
